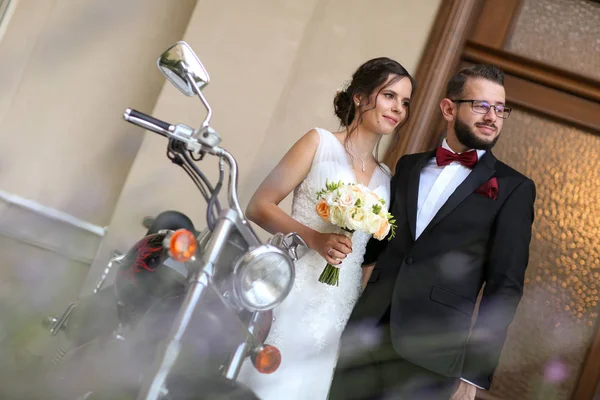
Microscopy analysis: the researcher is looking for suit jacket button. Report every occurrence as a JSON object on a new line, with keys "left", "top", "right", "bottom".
{"left": 405, "top": 257, "right": 413, "bottom": 265}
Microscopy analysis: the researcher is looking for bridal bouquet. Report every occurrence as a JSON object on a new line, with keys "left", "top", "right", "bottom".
{"left": 315, "top": 180, "right": 396, "bottom": 286}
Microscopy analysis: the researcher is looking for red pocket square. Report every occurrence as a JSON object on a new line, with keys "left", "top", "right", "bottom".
{"left": 475, "top": 177, "right": 498, "bottom": 200}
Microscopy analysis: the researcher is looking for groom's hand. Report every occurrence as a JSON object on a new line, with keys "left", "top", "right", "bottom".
{"left": 450, "top": 380, "right": 477, "bottom": 400}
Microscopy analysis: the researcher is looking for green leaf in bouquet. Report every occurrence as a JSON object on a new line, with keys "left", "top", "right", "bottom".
{"left": 325, "top": 179, "right": 343, "bottom": 192}
{"left": 372, "top": 204, "right": 382, "bottom": 214}
{"left": 388, "top": 216, "right": 397, "bottom": 240}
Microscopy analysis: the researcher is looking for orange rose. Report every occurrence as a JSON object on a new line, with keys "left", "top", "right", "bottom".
{"left": 373, "top": 218, "right": 391, "bottom": 240}
{"left": 316, "top": 199, "right": 330, "bottom": 220}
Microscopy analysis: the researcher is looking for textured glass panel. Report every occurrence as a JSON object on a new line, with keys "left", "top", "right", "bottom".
{"left": 489, "top": 109, "right": 600, "bottom": 399}
{"left": 506, "top": 0, "right": 600, "bottom": 79}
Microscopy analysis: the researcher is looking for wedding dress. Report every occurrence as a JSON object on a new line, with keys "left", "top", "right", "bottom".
{"left": 238, "top": 128, "right": 391, "bottom": 399}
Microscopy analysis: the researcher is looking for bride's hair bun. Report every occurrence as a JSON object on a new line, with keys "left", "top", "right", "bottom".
{"left": 333, "top": 89, "right": 354, "bottom": 127}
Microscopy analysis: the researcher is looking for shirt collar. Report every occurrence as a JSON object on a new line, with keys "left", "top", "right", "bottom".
{"left": 441, "top": 138, "right": 486, "bottom": 161}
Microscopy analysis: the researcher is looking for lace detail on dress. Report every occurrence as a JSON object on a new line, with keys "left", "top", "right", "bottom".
{"left": 287, "top": 177, "right": 368, "bottom": 351}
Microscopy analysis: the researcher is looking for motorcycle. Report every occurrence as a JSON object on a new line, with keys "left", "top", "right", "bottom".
{"left": 41, "top": 41, "right": 307, "bottom": 400}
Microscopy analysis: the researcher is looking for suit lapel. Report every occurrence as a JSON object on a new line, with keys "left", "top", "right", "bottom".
{"left": 419, "top": 151, "right": 497, "bottom": 239}
{"left": 406, "top": 150, "right": 435, "bottom": 240}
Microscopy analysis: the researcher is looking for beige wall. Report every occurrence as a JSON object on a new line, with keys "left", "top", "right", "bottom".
{"left": 86, "top": 0, "right": 441, "bottom": 292}
{"left": 0, "top": 0, "right": 196, "bottom": 368}
{"left": 0, "top": 0, "right": 196, "bottom": 225}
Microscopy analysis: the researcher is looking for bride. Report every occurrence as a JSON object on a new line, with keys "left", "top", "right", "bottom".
{"left": 237, "top": 57, "right": 416, "bottom": 399}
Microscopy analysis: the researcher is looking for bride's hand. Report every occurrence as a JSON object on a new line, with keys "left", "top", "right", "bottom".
{"left": 308, "top": 232, "right": 353, "bottom": 265}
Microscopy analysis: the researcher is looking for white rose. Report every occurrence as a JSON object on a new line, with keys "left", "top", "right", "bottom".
{"left": 337, "top": 188, "right": 356, "bottom": 208}
{"left": 345, "top": 207, "right": 366, "bottom": 231}
{"left": 349, "top": 184, "right": 367, "bottom": 199}
{"left": 328, "top": 205, "right": 345, "bottom": 227}
{"left": 339, "top": 206, "right": 357, "bottom": 229}
{"left": 325, "top": 192, "right": 337, "bottom": 206}
{"left": 365, "top": 213, "right": 383, "bottom": 235}
{"left": 363, "top": 191, "right": 380, "bottom": 209}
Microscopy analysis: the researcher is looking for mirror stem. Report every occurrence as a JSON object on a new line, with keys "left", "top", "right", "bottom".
{"left": 187, "top": 71, "right": 213, "bottom": 128}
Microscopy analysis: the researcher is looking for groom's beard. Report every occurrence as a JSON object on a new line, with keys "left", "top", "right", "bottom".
{"left": 454, "top": 116, "right": 499, "bottom": 151}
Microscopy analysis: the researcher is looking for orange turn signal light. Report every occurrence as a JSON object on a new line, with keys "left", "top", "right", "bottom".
{"left": 168, "top": 229, "right": 197, "bottom": 262}
{"left": 252, "top": 344, "right": 281, "bottom": 374}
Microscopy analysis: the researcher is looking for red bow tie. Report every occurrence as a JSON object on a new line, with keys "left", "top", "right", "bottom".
{"left": 436, "top": 147, "right": 478, "bottom": 169}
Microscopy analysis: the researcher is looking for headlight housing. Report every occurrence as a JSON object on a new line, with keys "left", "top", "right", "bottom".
{"left": 233, "top": 244, "right": 295, "bottom": 312}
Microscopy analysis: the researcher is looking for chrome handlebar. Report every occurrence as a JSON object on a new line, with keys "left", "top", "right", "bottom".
{"left": 123, "top": 108, "right": 242, "bottom": 217}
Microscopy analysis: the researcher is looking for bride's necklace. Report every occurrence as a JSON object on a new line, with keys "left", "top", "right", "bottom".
{"left": 348, "top": 147, "right": 369, "bottom": 172}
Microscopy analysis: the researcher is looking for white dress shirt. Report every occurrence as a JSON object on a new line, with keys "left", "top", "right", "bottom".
{"left": 416, "top": 139, "right": 486, "bottom": 239}
{"left": 416, "top": 138, "right": 486, "bottom": 390}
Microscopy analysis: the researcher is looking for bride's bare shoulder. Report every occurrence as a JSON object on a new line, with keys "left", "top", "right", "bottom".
{"left": 291, "top": 127, "right": 342, "bottom": 158}
{"left": 289, "top": 128, "right": 320, "bottom": 156}
{"left": 302, "top": 128, "right": 320, "bottom": 144}
{"left": 278, "top": 129, "right": 322, "bottom": 166}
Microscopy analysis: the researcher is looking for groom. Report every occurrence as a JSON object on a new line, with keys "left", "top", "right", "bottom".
{"left": 328, "top": 64, "right": 536, "bottom": 399}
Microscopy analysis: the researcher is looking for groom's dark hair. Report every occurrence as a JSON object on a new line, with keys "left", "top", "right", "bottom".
{"left": 446, "top": 64, "right": 504, "bottom": 99}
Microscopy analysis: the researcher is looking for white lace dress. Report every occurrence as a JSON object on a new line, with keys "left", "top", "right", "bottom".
{"left": 238, "top": 128, "right": 391, "bottom": 399}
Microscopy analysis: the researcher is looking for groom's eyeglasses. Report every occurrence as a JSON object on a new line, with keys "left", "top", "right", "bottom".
{"left": 451, "top": 99, "right": 512, "bottom": 119}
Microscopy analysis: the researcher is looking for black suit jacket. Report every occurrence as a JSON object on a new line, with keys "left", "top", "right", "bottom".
{"left": 350, "top": 150, "right": 536, "bottom": 390}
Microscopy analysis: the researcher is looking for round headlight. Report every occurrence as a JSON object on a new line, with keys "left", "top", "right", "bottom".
{"left": 233, "top": 245, "right": 295, "bottom": 312}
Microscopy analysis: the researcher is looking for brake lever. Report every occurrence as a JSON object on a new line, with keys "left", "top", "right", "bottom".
{"left": 283, "top": 232, "right": 308, "bottom": 261}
